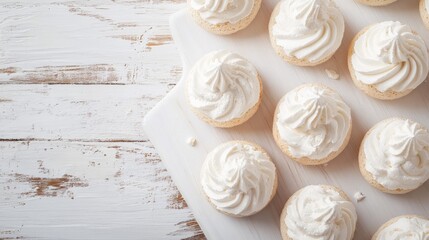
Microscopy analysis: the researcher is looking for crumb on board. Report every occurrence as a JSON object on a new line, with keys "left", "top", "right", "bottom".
{"left": 354, "top": 191, "right": 366, "bottom": 202}
{"left": 325, "top": 69, "right": 340, "bottom": 80}
{"left": 323, "top": 163, "right": 329, "bottom": 167}
{"left": 187, "top": 137, "right": 197, "bottom": 147}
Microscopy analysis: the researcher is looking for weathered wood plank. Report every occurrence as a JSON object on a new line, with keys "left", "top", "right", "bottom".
{"left": 0, "top": 141, "right": 202, "bottom": 239}
{"left": 0, "top": 84, "right": 174, "bottom": 141}
{"left": 0, "top": 0, "right": 205, "bottom": 239}
{"left": 0, "top": 0, "right": 184, "bottom": 84}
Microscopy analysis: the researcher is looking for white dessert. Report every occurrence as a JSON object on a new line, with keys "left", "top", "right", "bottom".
{"left": 200, "top": 141, "right": 277, "bottom": 216}
{"left": 363, "top": 118, "right": 429, "bottom": 191}
{"left": 284, "top": 185, "right": 357, "bottom": 240}
{"left": 275, "top": 84, "right": 351, "bottom": 160}
{"left": 187, "top": 50, "right": 260, "bottom": 123}
{"left": 374, "top": 216, "right": 429, "bottom": 240}
{"left": 351, "top": 21, "right": 429, "bottom": 93}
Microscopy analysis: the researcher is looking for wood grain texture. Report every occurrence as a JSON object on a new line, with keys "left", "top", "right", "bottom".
{"left": 0, "top": 0, "right": 184, "bottom": 85}
{"left": 0, "top": 0, "right": 205, "bottom": 239}
{"left": 0, "top": 141, "right": 202, "bottom": 239}
{"left": 0, "top": 84, "right": 171, "bottom": 141}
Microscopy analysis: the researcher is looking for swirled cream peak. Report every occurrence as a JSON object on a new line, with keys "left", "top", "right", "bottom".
{"left": 187, "top": 50, "right": 260, "bottom": 122}
{"left": 276, "top": 84, "right": 351, "bottom": 160}
{"left": 351, "top": 21, "right": 429, "bottom": 92}
{"left": 272, "top": 0, "right": 345, "bottom": 63}
{"left": 189, "top": 0, "right": 254, "bottom": 24}
{"left": 285, "top": 185, "right": 357, "bottom": 240}
{"left": 201, "top": 141, "right": 276, "bottom": 216}
{"left": 375, "top": 216, "right": 429, "bottom": 240}
{"left": 364, "top": 118, "right": 429, "bottom": 191}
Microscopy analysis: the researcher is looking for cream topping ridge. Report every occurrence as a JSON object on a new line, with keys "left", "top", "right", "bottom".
{"left": 276, "top": 84, "right": 351, "bottom": 160}
{"left": 351, "top": 21, "right": 429, "bottom": 92}
{"left": 272, "top": 0, "right": 345, "bottom": 63}
{"left": 364, "top": 118, "right": 429, "bottom": 191}
{"left": 190, "top": 0, "right": 255, "bottom": 24}
{"left": 187, "top": 50, "right": 260, "bottom": 122}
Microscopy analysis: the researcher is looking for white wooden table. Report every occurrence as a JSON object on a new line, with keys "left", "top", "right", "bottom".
{"left": 0, "top": 1, "right": 204, "bottom": 239}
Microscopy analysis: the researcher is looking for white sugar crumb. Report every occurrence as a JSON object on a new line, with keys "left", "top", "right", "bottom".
{"left": 323, "top": 163, "right": 329, "bottom": 167}
{"left": 325, "top": 69, "right": 339, "bottom": 80}
{"left": 187, "top": 137, "right": 197, "bottom": 147}
{"left": 354, "top": 192, "right": 365, "bottom": 202}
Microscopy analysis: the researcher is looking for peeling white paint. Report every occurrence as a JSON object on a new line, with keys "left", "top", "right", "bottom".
{"left": 0, "top": 1, "right": 185, "bottom": 84}
{"left": 0, "top": 141, "right": 200, "bottom": 239}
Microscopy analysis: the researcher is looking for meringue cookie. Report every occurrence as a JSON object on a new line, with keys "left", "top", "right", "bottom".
{"left": 281, "top": 185, "right": 357, "bottom": 240}
{"left": 359, "top": 118, "right": 429, "bottom": 194}
{"left": 187, "top": 50, "right": 262, "bottom": 128}
{"left": 420, "top": 0, "right": 429, "bottom": 30}
{"left": 372, "top": 215, "right": 429, "bottom": 240}
{"left": 349, "top": 21, "right": 429, "bottom": 100}
{"left": 273, "top": 84, "right": 352, "bottom": 165}
{"left": 200, "top": 141, "right": 278, "bottom": 217}
{"left": 269, "top": 0, "right": 345, "bottom": 66}
{"left": 188, "top": 0, "right": 261, "bottom": 35}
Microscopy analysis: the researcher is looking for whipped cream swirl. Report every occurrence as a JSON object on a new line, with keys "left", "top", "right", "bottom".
{"left": 187, "top": 50, "right": 260, "bottom": 122}
{"left": 364, "top": 118, "right": 429, "bottom": 191}
{"left": 375, "top": 216, "right": 429, "bottom": 240}
{"left": 351, "top": 21, "right": 429, "bottom": 92}
{"left": 272, "top": 0, "right": 345, "bottom": 63}
{"left": 285, "top": 185, "right": 357, "bottom": 240}
{"left": 201, "top": 141, "right": 276, "bottom": 216}
{"left": 275, "top": 84, "right": 351, "bottom": 160}
{"left": 189, "top": 0, "right": 254, "bottom": 24}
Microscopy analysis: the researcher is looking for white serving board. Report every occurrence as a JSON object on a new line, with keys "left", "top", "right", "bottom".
{"left": 143, "top": 1, "right": 429, "bottom": 239}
